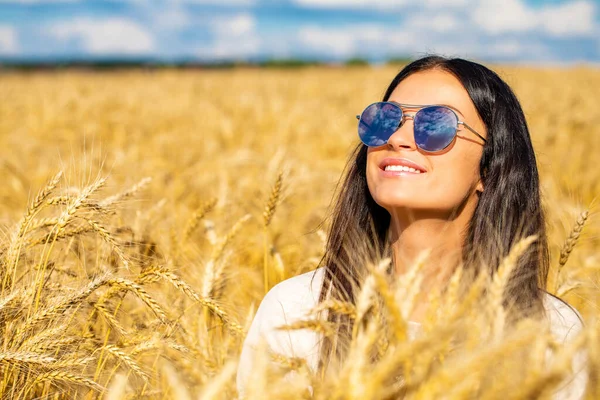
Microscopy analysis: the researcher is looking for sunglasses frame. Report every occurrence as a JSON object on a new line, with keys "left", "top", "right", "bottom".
{"left": 356, "top": 101, "right": 487, "bottom": 152}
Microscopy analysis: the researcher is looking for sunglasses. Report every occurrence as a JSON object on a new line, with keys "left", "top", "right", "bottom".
{"left": 356, "top": 102, "right": 487, "bottom": 152}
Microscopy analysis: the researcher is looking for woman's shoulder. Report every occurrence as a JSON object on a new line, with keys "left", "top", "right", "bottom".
{"left": 239, "top": 268, "right": 326, "bottom": 371}
{"left": 237, "top": 268, "right": 327, "bottom": 395}
{"left": 542, "top": 292, "right": 584, "bottom": 341}
{"left": 259, "top": 267, "right": 326, "bottom": 321}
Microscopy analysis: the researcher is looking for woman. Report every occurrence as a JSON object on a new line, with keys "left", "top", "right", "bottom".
{"left": 237, "top": 56, "right": 585, "bottom": 398}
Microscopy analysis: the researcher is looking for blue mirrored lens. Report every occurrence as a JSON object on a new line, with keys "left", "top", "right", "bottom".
{"left": 413, "top": 106, "right": 457, "bottom": 152}
{"left": 358, "top": 102, "right": 402, "bottom": 147}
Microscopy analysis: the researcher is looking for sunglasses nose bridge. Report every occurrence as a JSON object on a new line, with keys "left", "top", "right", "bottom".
{"left": 401, "top": 113, "right": 416, "bottom": 123}
{"left": 387, "top": 113, "right": 417, "bottom": 150}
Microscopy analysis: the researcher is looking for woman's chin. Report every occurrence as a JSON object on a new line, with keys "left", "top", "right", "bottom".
{"left": 375, "top": 198, "right": 428, "bottom": 211}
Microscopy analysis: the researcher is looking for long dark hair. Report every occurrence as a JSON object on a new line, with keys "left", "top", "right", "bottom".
{"left": 315, "top": 55, "right": 550, "bottom": 371}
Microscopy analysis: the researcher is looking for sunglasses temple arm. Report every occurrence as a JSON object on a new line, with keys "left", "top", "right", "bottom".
{"left": 460, "top": 122, "right": 487, "bottom": 143}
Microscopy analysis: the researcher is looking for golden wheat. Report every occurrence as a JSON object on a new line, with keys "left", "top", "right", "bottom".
{"left": 0, "top": 66, "right": 598, "bottom": 399}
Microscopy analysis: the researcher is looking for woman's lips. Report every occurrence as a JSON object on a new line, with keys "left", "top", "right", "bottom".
{"left": 379, "top": 157, "right": 428, "bottom": 175}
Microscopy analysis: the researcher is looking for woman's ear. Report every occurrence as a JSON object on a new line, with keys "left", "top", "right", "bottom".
{"left": 476, "top": 179, "right": 484, "bottom": 194}
{"left": 477, "top": 168, "right": 487, "bottom": 193}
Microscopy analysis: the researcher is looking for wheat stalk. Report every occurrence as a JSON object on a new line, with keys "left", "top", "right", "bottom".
{"left": 100, "top": 177, "right": 152, "bottom": 207}
{"left": 104, "top": 344, "right": 150, "bottom": 382}
{"left": 0, "top": 351, "right": 56, "bottom": 365}
{"left": 554, "top": 209, "right": 590, "bottom": 292}
{"left": 2, "top": 171, "right": 63, "bottom": 292}
{"left": 197, "top": 361, "right": 237, "bottom": 400}
{"left": 26, "top": 224, "right": 94, "bottom": 248}
{"left": 276, "top": 319, "right": 336, "bottom": 337}
{"left": 18, "top": 274, "right": 111, "bottom": 339}
{"left": 45, "top": 195, "right": 73, "bottom": 207}
{"left": 262, "top": 171, "right": 283, "bottom": 228}
{"left": 18, "top": 324, "right": 67, "bottom": 352}
{"left": 87, "top": 219, "right": 131, "bottom": 269}
{"left": 353, "top": 259, "right": 390, "bottom": 340}
{"left": 559, "top": 210, "right": 589, "bottom": 268}
{"left": 489, "top": 235, "right": 537, "bottom": 339}
{"left": 94, "top": 303, "right": 128, "bottom": 336}
{"left": 372, "top": 265, "right": 409, "bottom": 343}
{"left": 30, "top": 370, "right": 103, "bottom": 392}
{"left": 155, "top": 268, "right": 244, "bottom": 335}
{"left": 49, "top": 356, "right": 95, "bottom": 369}
{"left": 263, "top": 172, "right": 283, "bottom": 294}
{"left": 312, "top": 299, "right": 357, "bottom": 319}
{"left": 210, "top": 214, "right": 251, "bottom": 263}
{"left": 270, "top": 352, "right": 308, "bottom": 371}
{"left": 184, "top": 198, "right": 217, "bottom": 241}
{"left": 107, "top": 278, "right": 168, "bottom": 323}
{"left": 55, "top": 177, "right": 107, "bottom": 230}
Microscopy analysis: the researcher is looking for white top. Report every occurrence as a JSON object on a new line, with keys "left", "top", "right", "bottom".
{"left": 237, "top": 267, "right": 586, "bottom": 399}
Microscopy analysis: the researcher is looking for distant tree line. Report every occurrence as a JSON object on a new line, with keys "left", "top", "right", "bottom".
{"left": 0, "top": 56, "right": 413, "bottom": 70}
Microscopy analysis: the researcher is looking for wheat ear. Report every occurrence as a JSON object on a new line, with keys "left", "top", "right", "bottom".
{"left": 100, "top": 176, "right": 152, "bottom": 207}
{"left": 155, "top": 269, "right": 244, "bottom": 334}
{"left": 0, "top": 351, "right": 56, "bottom": 365}
{"left": 94, "top": 303, "right": 127, "bottom": 336}
{"left": 30, "top": 371, "right": 103, "bottom": 392}
{"left": 107, "top": 278, "right": 168, "bottom": 323}
{"left": 18, "top": 274, "right": 110, "bottom": 339}
{"left": 489, "top": 235, "right": 537, "bottom": 339}
{"left": 210, "top": 214, "right": 251, "bottom": 262}
{"left": 56, "top": 177, "right": 107, "bottom": 230}
{"left": 86, "top": 219, "right": 130, "bottom": 269}
{"left": 202, "top": 215, "right": 250, "bottom": 299}
{"left": 270, "top": 352, "right": 308, "bottom": 370}
{"left": 312, "top": 299, "right": 357, "bottom": 319}
{"left": 104, "top": 344, "right": 149, "bottom": 382}
{"left": 184, "top": 198, "right": 217, "bottom": 241}
{"left": 556, "top": 209, "right": 589, "bottom": 289}
{"left": 276, "top": 319, "right": 336, "bottom": 337}
{"left": 2, "top": 171, "right": 63, "bottom": 291}
{"left": 262, "top": 171, "right": 283, "bottom": 228}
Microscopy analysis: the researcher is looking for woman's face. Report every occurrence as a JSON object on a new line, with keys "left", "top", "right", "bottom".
{"left": 366, "top": 69, "right": 487, "bottom": 218}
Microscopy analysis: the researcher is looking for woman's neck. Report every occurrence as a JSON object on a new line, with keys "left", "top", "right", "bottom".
{"left": 388, "top": 210, "right": 470, "bottom": 322}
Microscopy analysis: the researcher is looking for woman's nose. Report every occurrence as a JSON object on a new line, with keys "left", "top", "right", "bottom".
{"left": 387, "top": 117, "right": 416, "bottom": 151}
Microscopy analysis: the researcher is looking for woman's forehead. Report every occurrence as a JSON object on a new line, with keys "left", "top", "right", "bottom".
{"left": 388, "top": 70, "right": 475, "bottom": 116}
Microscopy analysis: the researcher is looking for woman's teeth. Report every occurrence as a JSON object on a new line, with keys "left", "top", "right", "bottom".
{"left": 384, "top": 165, "right": 421, "bottom": 173}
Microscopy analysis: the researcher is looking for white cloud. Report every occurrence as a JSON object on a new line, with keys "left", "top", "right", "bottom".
{"left": 155, "top": 7, "right": 192, "bottom": 30}
{"left": 212, "top": 13, "right": 255, "bottom": 37}
{"left": 293, "top": 20, "right": 556, "bottom": 62}
{"left": 472, "top": 0, "right": 536, "bottom": 34}
{"left": 196, "top": 36, "right": 259, "bottom": 59}
{"left": 295, "top": 11, "right": 466, "bottom": 58}
{"left": 0, "top": 25, "right": 18, "bottom": 55}
{"left": 472, "top": 0, "right": 596, "bottom": 37}
{"left": 195, "top": 13, "right": 260, "bottom": 59}
{"left": 292, "top": 0, "right": 466, "bottom": 10}
{"left": 423, "top": 0, "right": 467, "bottom": 6}
{"left": 48, "top": 18, "right": 154, "bottom": 55}
{"left": 172, "top": 0, "right": 255, "bottom": 4}
{"left": 410, "top": 13, "right": 459, "bottom": 33}
{"left": 294, "top": 0, "right": 404, "bottom": 9}
{"left": 539, "top": 1, "right": 596, "bottom": 36}
{"left": 489, "top": 41, "right": 524, "bottom": 57}
{"left": 297, "top": 25, "right": 386, "bottom": 57}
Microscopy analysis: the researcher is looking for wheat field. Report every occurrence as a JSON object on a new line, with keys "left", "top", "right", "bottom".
{"left": 0, "top": 65, "right": 599, "bottom": 399}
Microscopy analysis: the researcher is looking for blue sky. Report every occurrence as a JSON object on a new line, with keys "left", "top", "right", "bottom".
{"left": 0, "top": 0, "right": 598, "bottom": 63}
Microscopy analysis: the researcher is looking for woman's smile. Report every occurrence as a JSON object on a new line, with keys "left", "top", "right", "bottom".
{"left": 379, "top": 157, "right": 428, "bottom": 177}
